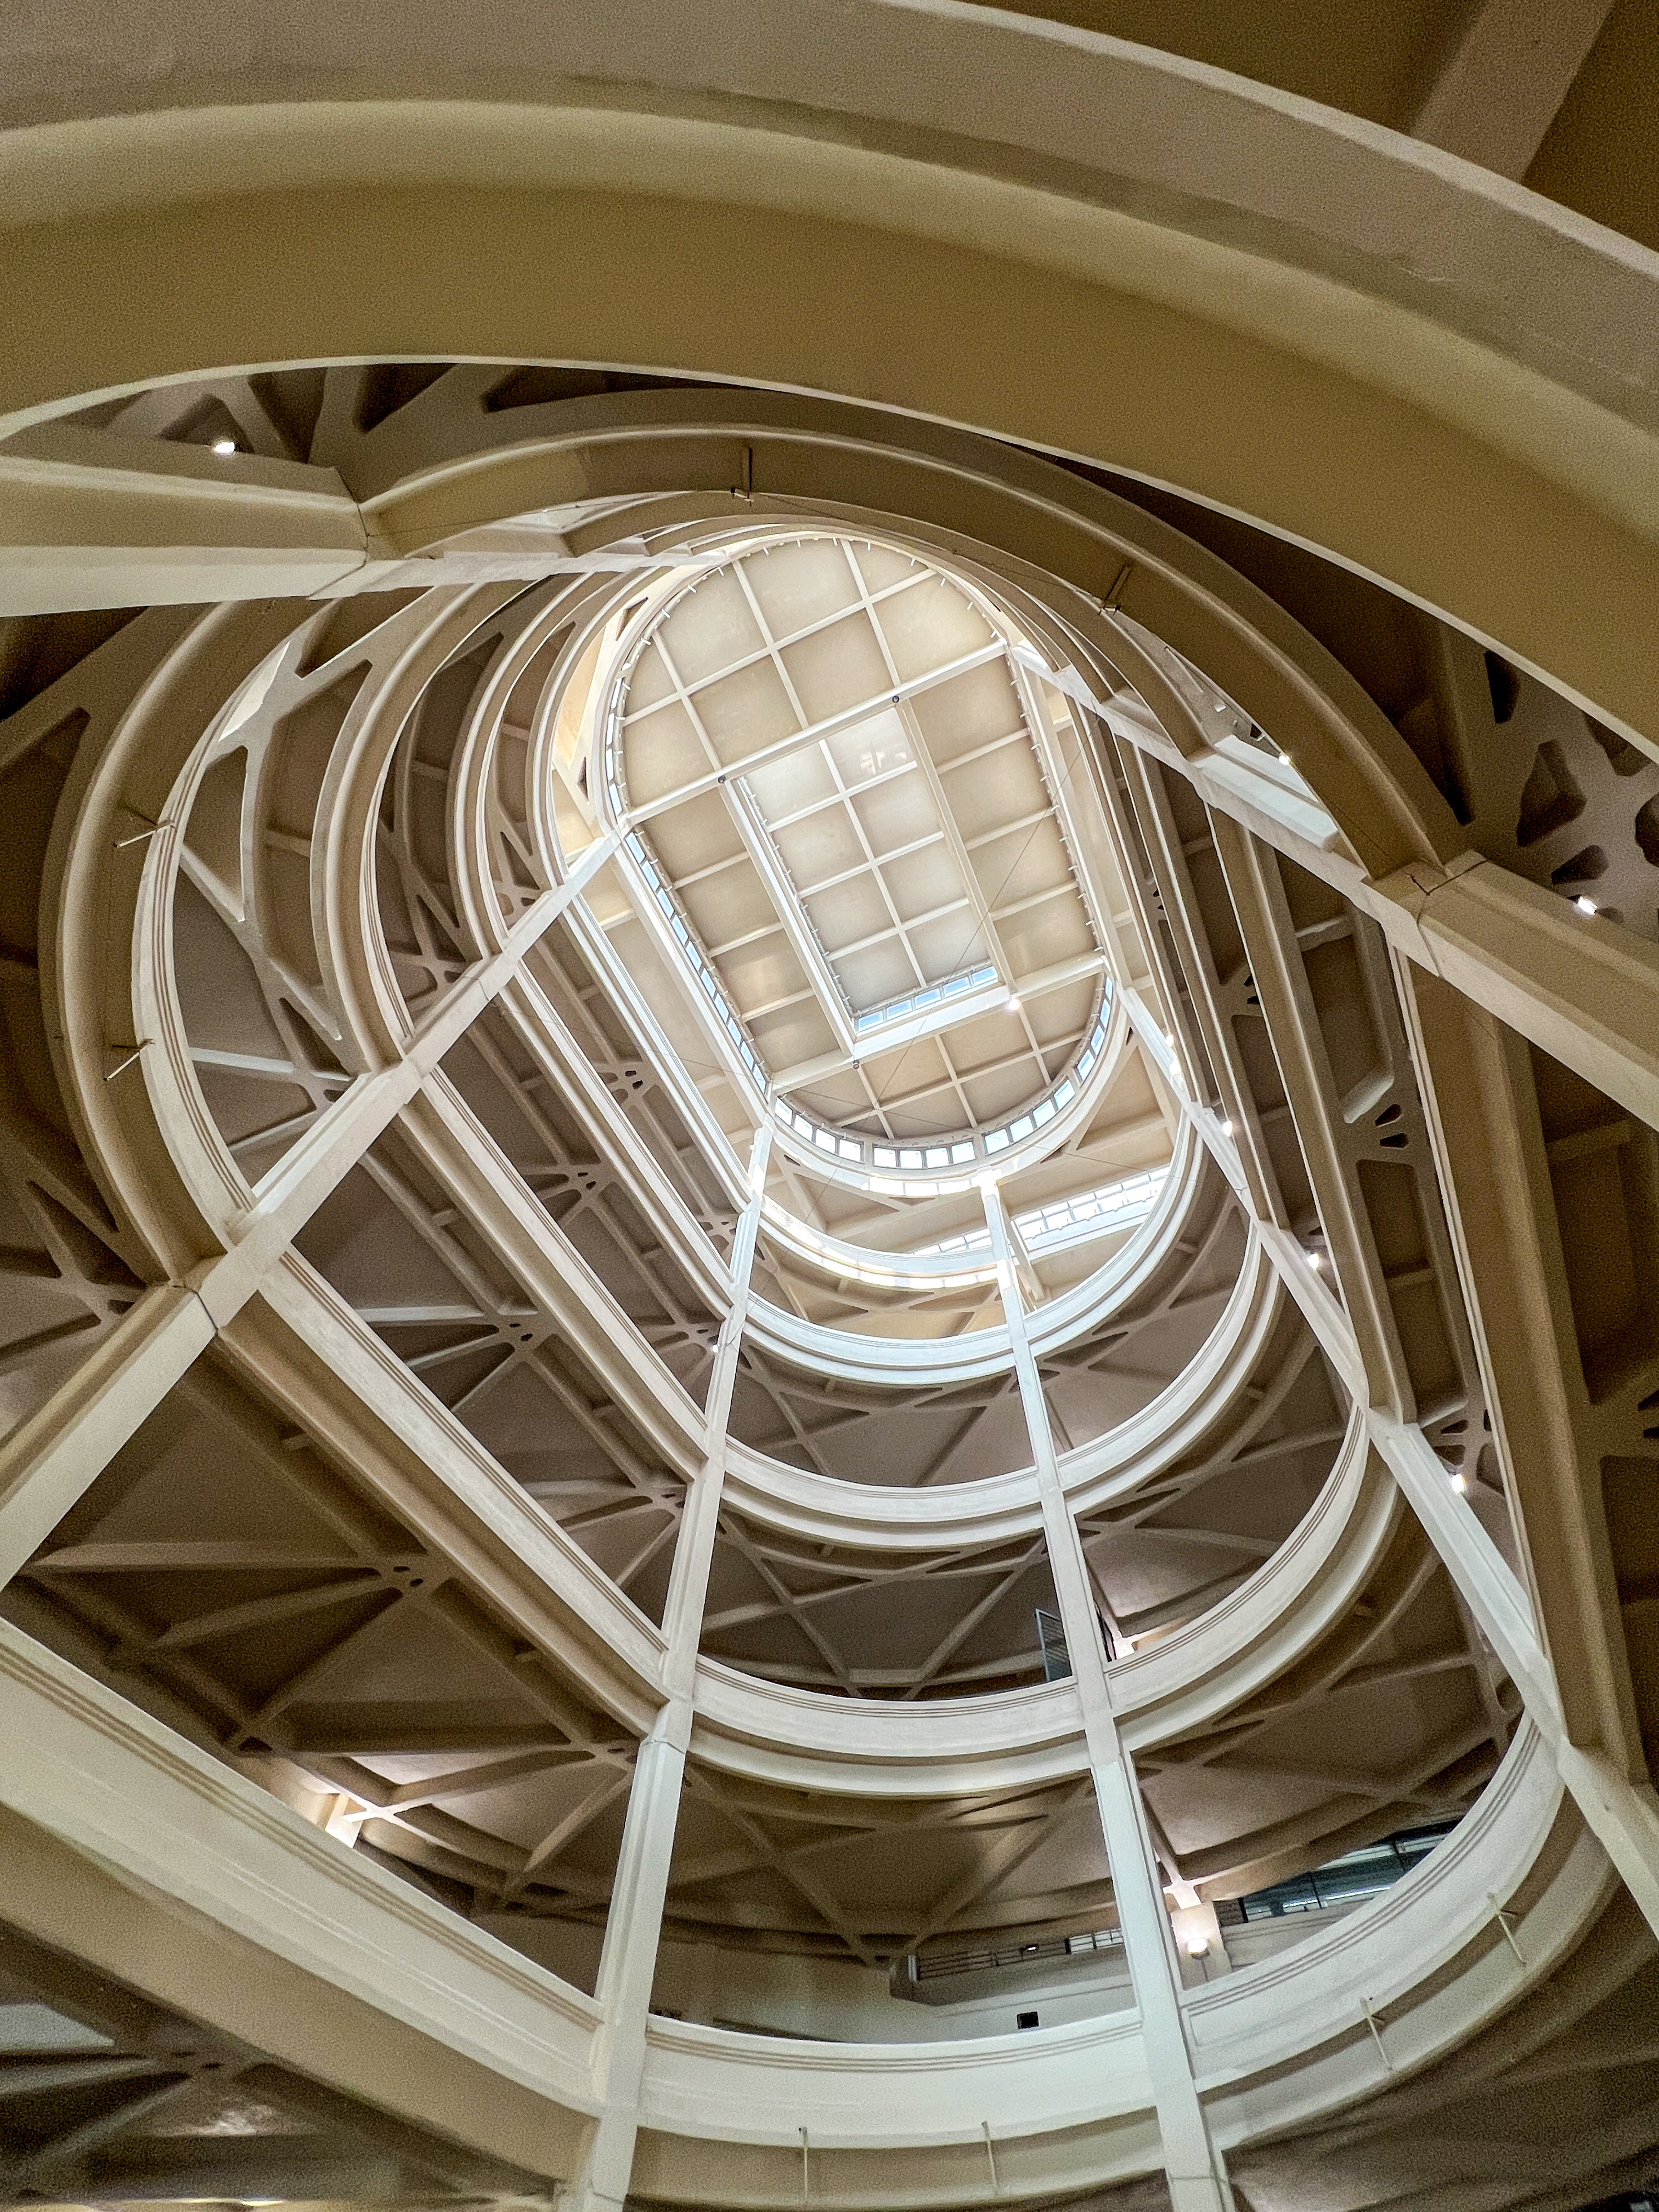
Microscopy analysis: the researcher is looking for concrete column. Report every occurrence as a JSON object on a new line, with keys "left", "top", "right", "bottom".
{"left": 568, "top": 1127, "right": 771, "bottom": 2212}
{"left": 980, "top": 1179, "right": 1234, "bottom": 2212}
{"left": 1391, "top": 962, "right": 1659, "bottom": 1938}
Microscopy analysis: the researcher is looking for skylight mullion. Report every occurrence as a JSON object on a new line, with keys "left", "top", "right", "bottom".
{"left": 851, "top": 1060, "right": 900, "bottom": 1145}
{"left": 831, "top": 896, "right": 970, "bottom": 967}
{"left": 731, "top": 557, "right": 816, "bottom": 738}
{"left": 893, "top": 692, "right": 1012, "bottom": 987}
{"left": 924, "top": 1015, "right": 986, "bottom": 1137}
{"left": 845, "top": 554, "right": 1015, "bottom": 1000}
{"left": 815, "top": 731, "right": 929, "bottom": 994}
{"left": 647, "top": 631, "right": 726, "bottom": 782}
{"left": 870, "top": 1030, "right": 1065, "bottom": 1119}
{"left": 764, "top": 756, "right": 919, "bottom": 833}
{"left": 927, "top": 723, "right": 1030, "bottom": 776}
{"left": 959, "top": 803, "right": 1053, "bottom": 853}
{"left": 990, "top": 879, "right": 1076, "bottom": 926}
{"left": 620, "top": 555, "right": 932, "bottom": 729}
{"left": 791, "top": 828, "right": 944, "bottom": 901}
{"left": 742, "top": 981, "right": 822, "bottom": 1023}
{"left": 706, "top": 917, "right": 798, "bottom": 961}
{"left": 671, "top": 848, "right": 753, "bottom": 892}
{"left": 868, "top": 1057, "right": 980, "bottom": 1131}
{"left": 622, "top": 640, "right": 1007, "bottom": 826}
{"left": 719, "top": 776, "right": 856, "bottom": 1052}
{"left": 1005, "top": 657, "right": 1124, "bottom": 997}
{"left": 641, "top": 609, "right": 856, "bottom": 1061}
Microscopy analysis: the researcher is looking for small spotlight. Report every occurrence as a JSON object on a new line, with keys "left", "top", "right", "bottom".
{"left": 211, "top": 437, "right": 238, "bottom": 456}
{"left": 1308, "top": 1250, "right": 1323, "bottom": 1271}
{"left": 1574, "top": 895, "right": 1597, "bottom": 915}
{"left": 1278, "top": 751, "right": 1292, "bottom": 766}
{"left": 1451, "top": 1472, "right": 1468, "bottom": 1493}
{"left": 1220, "top": 1118, "right": 1234, "bottom": 1137}
{"left": 1185, "top": 1937, "right": 1210, "bottom": 1958}
{"left": 1005, "top": 995, "right": 1022, "bottom": 1014}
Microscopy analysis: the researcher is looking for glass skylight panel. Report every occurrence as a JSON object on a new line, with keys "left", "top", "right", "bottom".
{"left": 1018, "top": 1169, "right": 1165, "bottom": 1250}
{"left": 854, "top": 963, "right": 998, "bottom": 1036}
{"left": 913, "top": 1169, "right": 1165, "bottom": 1261}
{"left": 922, "top": 1227, "right": 994, "bottom": 1258}
{"left": 596, "top": 538, "right": 1132, "bottom": 1184}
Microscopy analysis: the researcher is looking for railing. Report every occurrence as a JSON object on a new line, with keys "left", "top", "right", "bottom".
{"left": 1035, "top": 1607, "right": 1071, "bottom": 1683}
{"left": 911, "top": 1922, "right": 1124, "bottom": 1985}
{"left": 1215, "top": 1820, "right": 1458, "bottom": 1924}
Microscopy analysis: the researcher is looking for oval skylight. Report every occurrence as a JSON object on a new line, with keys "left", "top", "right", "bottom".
{"left": 600, "top": 532, "right": 1119, "bottom": 1182}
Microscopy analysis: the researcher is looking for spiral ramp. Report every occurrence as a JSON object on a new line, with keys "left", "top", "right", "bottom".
{"left": 0, "top": 10, "right": 1657, "bottom": 2211}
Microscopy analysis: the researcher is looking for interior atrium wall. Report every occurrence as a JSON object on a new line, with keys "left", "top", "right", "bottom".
{"left": 0, "top": 8, "right": 1657, "bottom": 2211}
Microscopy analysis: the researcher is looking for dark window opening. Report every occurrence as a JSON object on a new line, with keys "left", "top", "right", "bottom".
{"left": 1215, "top": 1821, "right": 1457, "bottom": 1923}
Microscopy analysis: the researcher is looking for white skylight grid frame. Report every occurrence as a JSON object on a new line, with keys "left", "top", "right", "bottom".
{"left": 854, "top": 962, "right": 999, "bottom": 1037}
{"left": 724, "top": 560, "right": 1009, "bottom": 1052}
{"left": 586, "top": 530, "right": 1130, "bottom": 1189}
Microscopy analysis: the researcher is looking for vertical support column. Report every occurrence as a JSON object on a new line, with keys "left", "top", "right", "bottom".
{"left": 1392, "top": 961, "right": 1659, "bottom": 1934}
{"left": 981, "top": 1180, "right": 1233, "bottom": 2212}
{"left": 569, "top": 1126, "right": 771, "bottom": 2212}
{"left": 1206, "top": 811, "right": 1414, "bottom": 1420}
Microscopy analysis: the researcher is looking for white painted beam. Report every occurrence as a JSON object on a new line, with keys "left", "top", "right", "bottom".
{"left": 0, "top": 1288, "right": 213, "bottom": 1587}
{"left": 1412, "top": 0, "right": 1615, "bottom": 181}
{"left": 0, "top": 424, "right": 369, "bottom": 611}
{"left": 0, "top": 840, "right": 617, "bottom": 1595}
{"left": 1110, "top": 719, "right": 1659, "bottom": 1946}
{"left": 1108, "top": 708, "right": 1659, "bottom": 1142}
{"left": 0, "top": 425, "right": 660, "bottom": 613}
{"left": 0, "top": 1619, "right": 599, "bottom": 2168}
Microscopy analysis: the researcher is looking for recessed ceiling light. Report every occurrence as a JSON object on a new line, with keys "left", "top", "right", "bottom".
{"left": 1005, "top": 995, "right": 1022, "bottom": 1014}
{"left": 211, "top": 437, "right": 237, "bottom": 455}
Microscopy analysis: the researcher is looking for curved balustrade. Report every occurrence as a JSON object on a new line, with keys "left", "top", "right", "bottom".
{"left": 740, "top": 1120, "right": 1207, "bottom": 1386}
{"left": 628, "top": 1729, "right": 1594, "bottom": 2205}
